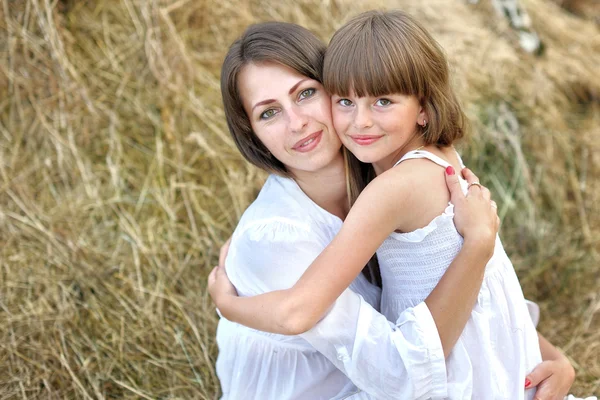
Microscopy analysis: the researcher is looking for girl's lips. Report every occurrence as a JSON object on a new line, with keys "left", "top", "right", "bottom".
{"left": 292, "top": 130, "right": 323, "bottom": 153}
{"left": 349, "top": 135, "right": 383, "bottom": 146}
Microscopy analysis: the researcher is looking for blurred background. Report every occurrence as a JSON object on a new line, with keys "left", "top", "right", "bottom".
{"left": 1, "top": 0, "right": 598, "bottom": 398}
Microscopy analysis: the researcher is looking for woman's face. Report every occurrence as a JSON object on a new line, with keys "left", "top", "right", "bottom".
{"left": 238, "top": 62, "right": 342, "bottom": 176}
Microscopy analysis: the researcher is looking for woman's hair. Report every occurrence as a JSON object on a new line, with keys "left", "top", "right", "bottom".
{"left": 221, "top": 22, "right": 381, "bottom": 287}
{"left": 324, "top": 10, "right": 468, "bottom": 207}
{"left": 221, "top": 22, "right": 327, "bottom": 177}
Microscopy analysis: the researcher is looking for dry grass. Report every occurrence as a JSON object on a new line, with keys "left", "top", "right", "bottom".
{"left": 0, "top": 0, "right": 598, "bottom": 398}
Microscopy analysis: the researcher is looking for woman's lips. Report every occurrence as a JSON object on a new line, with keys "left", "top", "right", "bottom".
{"left": 349, "top": 135, "right": 383, "bottom": 146}
{"left": 292, "top": 130, "right": 323, "bottom": 153}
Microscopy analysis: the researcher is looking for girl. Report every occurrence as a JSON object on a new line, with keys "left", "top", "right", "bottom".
{"left": 211, "top": 11, "right": 595, "bottom": 400}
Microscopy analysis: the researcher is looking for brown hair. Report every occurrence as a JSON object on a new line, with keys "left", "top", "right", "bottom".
{"left": 220, "top": 22, "right": 327, "bottom": 177}
{"left": 325, "top": 10, "right": 468, "bottom": 207}
{"left": 324, "top": 10, "right": 467, "bottom": 147}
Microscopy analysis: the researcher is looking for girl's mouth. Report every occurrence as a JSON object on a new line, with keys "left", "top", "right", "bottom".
{"left": 349, "top": 135, "right": 383, "bottom": 146}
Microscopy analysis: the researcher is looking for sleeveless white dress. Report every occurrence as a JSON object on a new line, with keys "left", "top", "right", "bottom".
{"left": 378, "top": 149, "right": 597, "bottom": 400}
{"left": 378, "top": 149, "right": 543, "bottom": 400}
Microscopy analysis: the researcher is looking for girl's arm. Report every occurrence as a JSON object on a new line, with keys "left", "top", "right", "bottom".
{"left": 211, "top": 168, "right": 498, "bottom": 356}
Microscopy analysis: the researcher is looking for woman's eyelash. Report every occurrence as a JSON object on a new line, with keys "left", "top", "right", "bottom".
{"left": 299, "top": 88, "right": 316, "bottom": 99}
{"left": 260, "top": 109, "right": 277, "bottom": 120}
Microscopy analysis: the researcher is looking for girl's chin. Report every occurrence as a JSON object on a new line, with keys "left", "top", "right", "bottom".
{"left": 349, "top": 151, "right": 378, "bottom": 164}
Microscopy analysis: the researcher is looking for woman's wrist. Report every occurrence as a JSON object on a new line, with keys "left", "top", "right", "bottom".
{"left": 462, "top": 235, "right": 495, "bottom": 262}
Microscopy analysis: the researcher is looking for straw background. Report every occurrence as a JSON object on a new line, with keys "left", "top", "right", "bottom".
{"left": 1, "top": 0, "right": 599, "bottom": 398}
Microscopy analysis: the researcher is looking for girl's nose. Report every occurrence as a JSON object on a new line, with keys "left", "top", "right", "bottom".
{"left": 354, "top": 107, "right": 373, "bottom": 130}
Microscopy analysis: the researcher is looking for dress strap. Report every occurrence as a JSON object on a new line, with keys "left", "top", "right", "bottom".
{"left": 393, "top": 149, "right": 452, "bottom": 169}
{"left": 454, "top": 150, "right": 466, "bottom": 169}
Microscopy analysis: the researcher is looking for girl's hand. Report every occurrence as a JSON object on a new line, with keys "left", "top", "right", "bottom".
{"left": 525, "top": 356, "right": 575, "bottom": 400}
{"left": 445, "top": 167, "right": 499, "bottom": 257}
{"left": 208, "top": 265, "right": 238, "bottom": 308}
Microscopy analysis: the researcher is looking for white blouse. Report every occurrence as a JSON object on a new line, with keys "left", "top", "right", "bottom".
{"left": 216, "top": 174, "right": 448, "bottom": 400}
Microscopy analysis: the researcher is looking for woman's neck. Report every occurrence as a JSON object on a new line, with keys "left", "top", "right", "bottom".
{"left": 292, "top": 152, "right": 349, "bottom": 220}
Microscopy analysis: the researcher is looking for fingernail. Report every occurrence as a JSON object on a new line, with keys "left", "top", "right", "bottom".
{"left": 524, "top": 378, "right": 531, "bottom": 388}
{"left": 445, "top": 166, "right": 455, "bottom": 175}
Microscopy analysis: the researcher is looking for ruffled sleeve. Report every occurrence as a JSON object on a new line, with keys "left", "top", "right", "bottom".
{"left": 302, "top": 294, "right": 448, "bottom": 399}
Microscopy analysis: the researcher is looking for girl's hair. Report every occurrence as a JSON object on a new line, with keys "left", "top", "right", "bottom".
{"left": 324, "top": 10, "right": 468, "bottom": 206}
{"left": 221, "top": 22, "right": 327, "bottom": 177}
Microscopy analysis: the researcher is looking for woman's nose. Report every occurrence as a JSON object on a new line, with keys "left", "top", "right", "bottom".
{"left": 288, "top": 106, "right": 309, "bottom": 133}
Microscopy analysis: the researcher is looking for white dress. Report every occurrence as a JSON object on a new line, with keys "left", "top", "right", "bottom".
{"left": 378, "top": 149, "right": 589, "bottom": 400}
{"left": 216, "top": 174, "right": 448, "bottom": 400}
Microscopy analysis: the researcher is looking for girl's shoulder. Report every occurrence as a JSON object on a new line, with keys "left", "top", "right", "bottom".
{"left": 366, "top": 153, "right": 456, "bottom": 233}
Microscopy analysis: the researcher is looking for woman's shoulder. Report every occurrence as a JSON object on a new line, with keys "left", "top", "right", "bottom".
{"left": 233, "top": 175, "right": 335, "bottom": 244}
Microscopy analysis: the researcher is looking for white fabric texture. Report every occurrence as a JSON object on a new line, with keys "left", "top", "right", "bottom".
{"left": 378, "top": 149, "right": 544, "bottom": 400}
{"left": 216, "top": 174, "right": 447, "bottom": 400}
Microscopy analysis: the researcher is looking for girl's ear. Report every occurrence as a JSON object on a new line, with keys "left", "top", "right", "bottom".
{"left": 418, "top": 105, "right": 428, "bottom": 127}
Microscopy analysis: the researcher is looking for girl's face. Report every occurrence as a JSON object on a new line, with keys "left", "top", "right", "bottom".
{"left": 331, "top": 92, "right": 426, "bottom": 173}
{"left": 238, "top": 62, "right": 342, "bottom": 176}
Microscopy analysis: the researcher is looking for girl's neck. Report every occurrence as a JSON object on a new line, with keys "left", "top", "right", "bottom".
{"left": 292, "top": 151, "right": 349, "bottom": 220}
{"left": 372, "top": 135, "right": 427, "bottom": 176}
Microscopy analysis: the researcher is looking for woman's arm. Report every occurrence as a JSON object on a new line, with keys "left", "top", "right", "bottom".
{"left": 524, "top": 332, "right": 576, "bottom": 399}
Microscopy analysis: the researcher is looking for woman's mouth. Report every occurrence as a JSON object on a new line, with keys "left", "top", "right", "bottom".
{"left": 292, "top": 130, "right": 323, "bottom": 153}
{"left": 349, "top": 135, "right": 384, "bottom": 146}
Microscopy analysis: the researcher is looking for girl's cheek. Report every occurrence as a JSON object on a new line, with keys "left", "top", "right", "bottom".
{"left": 333, "top": 114, "right": 350, "bottom": 136}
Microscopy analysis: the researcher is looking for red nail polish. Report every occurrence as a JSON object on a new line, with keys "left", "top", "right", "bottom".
{"left": 524, "top": 378, "right": 531, "bottom": 388}
{"left": 445, "top": 166, "right": 455, "bottom": 176}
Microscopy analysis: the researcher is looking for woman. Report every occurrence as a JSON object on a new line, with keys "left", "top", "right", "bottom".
{"left": 210, "top": 21, "right": 500, "bottom": 400}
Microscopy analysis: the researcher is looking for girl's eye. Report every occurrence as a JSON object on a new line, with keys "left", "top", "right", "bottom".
{"left": 338, "top": 98, "right": 353, "bottom": 107}
{"left": 375, "top": 98, "right": 391, "bottom": 106}
{"left": 260, "top": 109, "right": 278, "bottom": 120}
{"left": 299, "top": 88, "right": 316, "bottom": 100}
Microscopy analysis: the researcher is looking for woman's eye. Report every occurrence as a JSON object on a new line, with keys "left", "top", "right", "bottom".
{"left": 299, "top": 88, "right": 316, "bottom": 100}
{"left": 338, "top": 99, "right": 353, "bottom": 107}
{"left": 260, "top": 109, "right": 278, "bottom": 120}
{"left": 375, "top": 98, "right": 391, "bottom": 106}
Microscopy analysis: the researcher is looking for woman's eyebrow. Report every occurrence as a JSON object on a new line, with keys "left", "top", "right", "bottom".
{"left": 288, "top": 79, "right": 309, "bottom": 95}
{"left": 251, "top": 99, "right": 275, "bottom": 112}
{"left": 251, "top": 79, "right": 311, "bottom": 112}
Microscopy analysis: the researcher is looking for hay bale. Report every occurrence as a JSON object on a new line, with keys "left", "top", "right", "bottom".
{"left": 1, "top": 0, "right": 598, "bottom": 397}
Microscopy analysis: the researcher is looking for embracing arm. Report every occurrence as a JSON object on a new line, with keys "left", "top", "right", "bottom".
{"left": 212, "top": 168, "right": 498, "bottom": 356}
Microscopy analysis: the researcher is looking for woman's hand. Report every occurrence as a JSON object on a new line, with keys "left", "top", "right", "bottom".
{"left": 446, "top": 167, "right": 499, "bottom": 258}
{"left": 208, "top": 265, "right": 238, "bottom": 308}
{"left": 526, "top": 333, "right": 576, "bottom": 400}
{"left": 525, "top": 357, "right": 575, "bottom": 400}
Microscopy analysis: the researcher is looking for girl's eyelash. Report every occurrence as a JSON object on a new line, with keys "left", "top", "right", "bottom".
{"left": 376, "top": 98, "right": 392, "bottom": 105}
